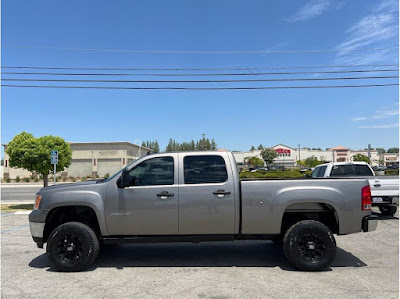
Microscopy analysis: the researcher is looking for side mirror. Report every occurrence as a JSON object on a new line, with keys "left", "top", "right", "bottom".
{"left": 118, "top": 169, "right": 130, "bottom": 188}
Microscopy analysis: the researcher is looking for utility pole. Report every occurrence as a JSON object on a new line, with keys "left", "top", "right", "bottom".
{"left": 201, "top": 133, "right": 206, "bottom": 150}
{"left": 368, "top": 144, "right": 371, "bottom": 161}
{"left": 298, "top": 144, "right": 301, "bottom": 167}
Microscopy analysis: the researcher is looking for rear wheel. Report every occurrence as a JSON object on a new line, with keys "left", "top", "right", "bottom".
{"left": 283, "top": 220, "right": 336, "bottom": 271}
{"left": 46, "top": 222, "right": 100, "bottom": 272}
{"left": 379, "top": 206, "right": 397, "bottom": 216}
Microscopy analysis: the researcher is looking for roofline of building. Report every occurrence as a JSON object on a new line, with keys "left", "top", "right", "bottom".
{"left": 3, "top": 141, "right": 153, "bottom": 151}
{"left": 271, "top": 144, "right": 296, "bottom": 150}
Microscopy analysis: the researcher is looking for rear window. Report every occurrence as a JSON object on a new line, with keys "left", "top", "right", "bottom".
{"left": 331, "top": 165, "right": 373, "bottom": 176}
{"left": 184, "top": 155, "right": 228, "bottom": 184}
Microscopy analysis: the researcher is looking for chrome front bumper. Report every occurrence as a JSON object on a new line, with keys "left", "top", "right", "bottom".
{"left": 29, "top": 222, "right": 45, "bottom": 238}
{"left": 362, "top": 215, "right": 378, "bottom": 232}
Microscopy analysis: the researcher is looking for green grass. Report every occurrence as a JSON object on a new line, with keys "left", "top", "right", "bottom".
{"left": 1, "top": 204, "right": 33, "bottom": 212}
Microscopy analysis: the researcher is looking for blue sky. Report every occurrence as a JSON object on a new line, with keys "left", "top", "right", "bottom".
{"left": 1, "top": 0, "right": 399, "bottom": 153}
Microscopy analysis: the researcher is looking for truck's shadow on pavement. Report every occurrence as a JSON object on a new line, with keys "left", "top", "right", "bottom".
{"left": 371, "top": 211, "right": 399, "bottom": 221}
{"left": 29, "top": 241, "right": 366, "bottom": 272}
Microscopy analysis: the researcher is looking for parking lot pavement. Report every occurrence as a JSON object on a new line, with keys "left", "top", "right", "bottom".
{"left": 1, "top": 208, "right": 398, "bottom": 299}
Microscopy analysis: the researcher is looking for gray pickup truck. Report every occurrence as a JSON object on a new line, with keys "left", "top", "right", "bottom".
{"left": 29, "top": 150, "right": 377, "bottom": 272}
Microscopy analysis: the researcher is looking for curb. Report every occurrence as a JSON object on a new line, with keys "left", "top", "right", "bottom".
{"left": 1, "top": 211, "right": 31, "bottom": 216}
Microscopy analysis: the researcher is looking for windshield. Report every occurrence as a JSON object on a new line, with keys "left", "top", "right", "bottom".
{"left": 103, "top": 157, "right": 141, "bottom": 183}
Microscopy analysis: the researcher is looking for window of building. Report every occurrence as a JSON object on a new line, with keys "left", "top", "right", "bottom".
{"left": 128, "top": 157, "right": 174, "bottom": 186}
{"left": 184, "top": 155, "right": 228, "bottom": 184}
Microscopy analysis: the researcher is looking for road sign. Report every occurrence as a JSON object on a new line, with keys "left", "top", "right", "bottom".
{"left": 51, "top": 150, "right": 59, "bottom": 185}
{"left": 51, "top": 150, "right": 58, "bottom": 165}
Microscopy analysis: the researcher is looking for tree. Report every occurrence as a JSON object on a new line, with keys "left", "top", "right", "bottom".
{"left": 303, "top": 156, "right": 326, "bottom": 168}
{"left": 6, "top": 132, "right": 72, "bottom": 187}
{"left": 376, "top": 148, "right": 386, "bottom": 154}
{"left": 387, "top": 147, "right": 399, "bottom": 153}
{"left": 260, "top": 148, "right": 277, "bottom": 166}
{"left": 352, "top": 153, "right": 370, "bottom": 163}
{"left": 245, "top": 156, "right": 264, "bottom": 168}
{"left": 257, "top": 144, "right": 264, "bottom": 150}
{"left": 250, "top": 145, "right": 256, "bottom": 151}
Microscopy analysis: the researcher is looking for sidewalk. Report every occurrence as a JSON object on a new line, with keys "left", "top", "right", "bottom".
{"left": 1, "top": 182, "right": 71, "bottom": 188}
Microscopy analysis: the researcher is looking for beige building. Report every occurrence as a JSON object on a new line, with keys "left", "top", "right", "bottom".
{"left": 233, "top": 144, "right": 391, "bottom": 168}
{"left": 2, "top": 141, "right": 151, "bottom": 179}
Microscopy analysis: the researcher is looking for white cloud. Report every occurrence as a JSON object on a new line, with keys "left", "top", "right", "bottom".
{"left": 373, "top": 109, "right": 399, "bottom": 119}
{"left": 334, "top": 0, "right": 399, "bottom": 64}
{"left": 352, "top": 103, "right": 399, "bottom": 129}
{"left": 286, "top": 0, "right": 331, "bottom": 22}
{"left": 358, "top": 123, "right": 399, "bottom": 129}
{"left": 352, "top": 117, "right": 367, "bottom": 121}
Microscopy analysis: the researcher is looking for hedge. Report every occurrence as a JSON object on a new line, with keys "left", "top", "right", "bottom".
{"left": 240, "top": 171, "right": 304, "bottom": 179}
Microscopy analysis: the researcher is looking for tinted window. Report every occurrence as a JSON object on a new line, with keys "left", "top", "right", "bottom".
{"left": 311, "top": 167, "right": 321, "bottom": 178}
{"left": 128, "top": 157, "right": 174, "bottom": 186}
{"left": 184, "top": 155, "right": 228, "bottom": 184}
{"left": 317, "top": 166, "right": 327, "bottom": 177}
{"left": 331, "top": 165, "right": 373, "bottom": 177}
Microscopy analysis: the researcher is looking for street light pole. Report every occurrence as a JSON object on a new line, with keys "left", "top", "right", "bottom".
{"left": 298, "top": 144, "right": 301, "bottom": 167}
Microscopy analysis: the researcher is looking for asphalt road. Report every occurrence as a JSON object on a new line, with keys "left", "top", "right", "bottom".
{"left": 1, "top": 208, "right": 398, "bottom": 299}
{"left": 1, "top": 185, "right": 42, "bottom": 203}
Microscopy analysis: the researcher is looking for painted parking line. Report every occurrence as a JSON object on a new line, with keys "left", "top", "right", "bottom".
{"left": 1, "top": 211, "right": 32, "bottom": 217}
{"left": 1, "top": 213, "right": 14, "bottom": 217}
{"left": 1, "top": 225, "right": 29, "bottom": 234}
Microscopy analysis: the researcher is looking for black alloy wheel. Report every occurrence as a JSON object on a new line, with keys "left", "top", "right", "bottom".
{"left": 283, "top": 220, "right": 336, "bottom": 271}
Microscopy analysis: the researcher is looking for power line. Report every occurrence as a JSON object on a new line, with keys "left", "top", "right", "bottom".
{"left": 2, "top": 83, "right": 398, "bottom": 90}
{"left": 2, "top": 69, "right": 398, "bottom": 77}
{"left": 1, "top": 64, "right": 398, "bottom": 71}
{"left": 2, "top": 44, "right": 398, "bottom": 54}
{"left": 2, "top": 75, "right": 397, "bottom": 84}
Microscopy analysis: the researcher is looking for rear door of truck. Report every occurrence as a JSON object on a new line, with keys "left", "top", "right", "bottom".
{"left": 177, "top": 152, "right": 236, "bottom": 234}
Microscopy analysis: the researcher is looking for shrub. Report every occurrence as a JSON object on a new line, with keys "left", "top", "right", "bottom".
{"left": 5, "top": 177, "right": 11, "bottom": 183}
{"left": 62, "top": 177, "right": 67, "bottom": 182}
{"left": 104, "top": 173, "right": 110, "bottom": 179}
{"left": 72, "top": 177, "right": 76, "bottom": 182}
{"left": 82, "top": 176, "right": 87, "bottom": 181}
{"left": 23, "top": 177, "right": 30, "bottom": 182}
{"left": 240, "top": 171, "right": 304, "bottom": 179}
{"left": 15, "top": 176, "right": 20, "bottom": 182}
{"left": 385, "top": 169, "right": 399, "bottom": 176}
{"left": 34, "top": 178, "right": 39, "bottom": 182}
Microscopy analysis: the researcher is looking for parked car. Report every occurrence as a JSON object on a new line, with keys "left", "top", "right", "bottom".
{"left": 251, "top": 167, "right": 268, "bottom": 172}
{"left": 311, "top": 162, "right": 399, "bottom": 216}
{"left": 30, "top": 151, "right": 377, "bottom": 272}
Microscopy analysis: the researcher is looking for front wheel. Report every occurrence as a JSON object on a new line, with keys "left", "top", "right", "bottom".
{"left": 283, "top": 220, "right": 336, "bottom": 271}
{"left": 46, "top": 222, "right": 100, "bottom": 272}
{"left": 379, "top": 205, "right": 397, "bottom": 216}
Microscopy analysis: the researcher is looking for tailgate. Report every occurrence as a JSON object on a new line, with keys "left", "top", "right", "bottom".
{"left": 369, "top": 178, "right": 399, "bottom": 197}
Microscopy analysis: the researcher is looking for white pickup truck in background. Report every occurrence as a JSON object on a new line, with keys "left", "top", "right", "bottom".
{"left": 311, "top": 162, "right": 399, "bottom": 216}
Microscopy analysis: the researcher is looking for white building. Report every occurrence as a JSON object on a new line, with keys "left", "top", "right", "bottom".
{"left": 2, "top": 141, "right": 151, "bottom": 179}
{"left": 233, "top": 144, "right": 391, "bottom": 168}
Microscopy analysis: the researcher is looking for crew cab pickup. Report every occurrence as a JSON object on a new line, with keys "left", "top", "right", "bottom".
{"left": 311, "top": 162, "right": 399, "bottom": 216}
{"left": 29, "top": 151, "right": 377, "bottom": 272}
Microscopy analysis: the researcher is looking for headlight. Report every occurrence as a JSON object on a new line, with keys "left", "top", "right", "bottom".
{"left": 34, "top": 195, "right": 42, "bottom": 210}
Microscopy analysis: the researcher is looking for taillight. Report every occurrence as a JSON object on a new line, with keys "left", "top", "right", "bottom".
{"left": 34, "top": 195, "right": 42, "bottom": 210}
{"left": 362, "top": 185, "right": 371, "bottom": 210}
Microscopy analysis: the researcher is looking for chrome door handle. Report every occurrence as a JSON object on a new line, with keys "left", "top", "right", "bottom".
{"left": 157, "top": 191, "right": 174, "bottom": 199}
{"left": 213, "top": 190, "right": 231, "bottom": 197}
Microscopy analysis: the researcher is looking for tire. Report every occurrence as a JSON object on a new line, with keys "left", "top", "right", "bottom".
{"left": 46, "top": 222, "right": 100, "bottom": 272}
{"left": 379, "top": 205, "right": 397, "bottom": 216}
{"left": 283, "top": 220, "right": 336, "bottom": 271}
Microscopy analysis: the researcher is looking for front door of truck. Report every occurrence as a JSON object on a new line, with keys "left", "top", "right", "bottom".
{"left": 178, "top": 153, "right": 236, "bottom": 234}
{"left": 105, "top": 154, "right": 179, "bottom": 235}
